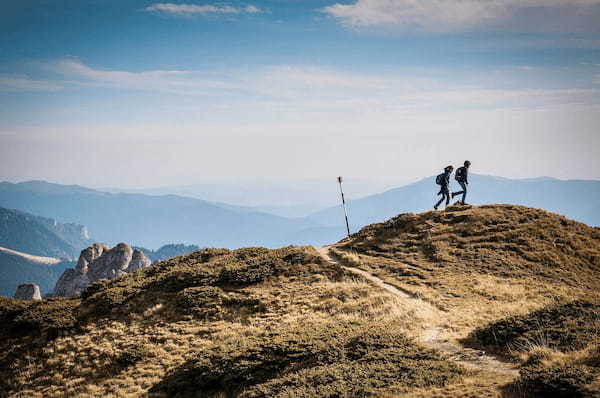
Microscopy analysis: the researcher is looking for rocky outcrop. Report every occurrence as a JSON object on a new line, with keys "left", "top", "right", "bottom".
{"left": 53, "top": 243, "right": 151, "bottom": 297}
{"left": 14, "top": 283, "right": 42, "bottom": 300}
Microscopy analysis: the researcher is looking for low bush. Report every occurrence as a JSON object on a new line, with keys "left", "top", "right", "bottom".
{"left": 471, "top": 300, "right": 600, "bottom": 352}
{"left": 517, "top": 364, "right": 595, "bottom": 398}
{"left": 8, "top": 298, "right": 79, "bottom": 339}
{"left": 151, "top": 320, "right": 462, "bottom": 397}
{"left": 115, "top": 345, "right": 155, "bottom": 368}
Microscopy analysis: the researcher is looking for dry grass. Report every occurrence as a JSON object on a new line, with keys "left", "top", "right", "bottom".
{"left": 3, "top": 204, "right": 600, "bottom": 397}
{"left": 0, "top": 245, "right": 467, "bottom": 397}
{"left": 334, "top": 204, "right": 600, "bottom": 339}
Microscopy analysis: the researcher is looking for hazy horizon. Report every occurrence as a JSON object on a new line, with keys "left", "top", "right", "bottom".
{"left": 2, "top": 1, "right": 600, "bottom": 187}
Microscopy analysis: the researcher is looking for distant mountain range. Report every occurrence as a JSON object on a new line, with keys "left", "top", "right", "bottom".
{"left": 0, "top": 206, "right": 90, "bottom": 260}
{"left": 0, "top": 248, "right": 74, "bottom": 297}
{"left": 0, "top": 176, "right": 598, "bottom": 254}
{"left": 135, "top": 243, "right": 201, "bottom": 263}
{"left": 308, "top": 175, "right": 600, "bottom": 233}
{"left": 0, "top": 181, "right": 322, "bottom": 249}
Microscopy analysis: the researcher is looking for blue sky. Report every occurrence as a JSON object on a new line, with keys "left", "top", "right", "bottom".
{"left": 1, "top": 0, "right": 600, "bottom": 187}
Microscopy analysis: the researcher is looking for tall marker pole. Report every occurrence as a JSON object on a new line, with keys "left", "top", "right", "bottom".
{"left": 337, "top": 176, "right": 350, "bottom": 237}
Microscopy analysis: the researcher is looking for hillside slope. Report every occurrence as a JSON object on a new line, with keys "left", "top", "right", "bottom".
{"left": 331, "top": 204, "right": 600, "bottom": 396}
{"left": 1, "top": 205, "right": 599, "bottom": 397}
{"left": 0, "top": 207, "right": 84, "bottom": 259}
{"left": 0, "top": 250, "right": 73, "bottom": 297}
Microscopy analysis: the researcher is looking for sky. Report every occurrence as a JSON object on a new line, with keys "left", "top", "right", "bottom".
{"left": 1, "top": 0, "right": 600, "bottom": 189}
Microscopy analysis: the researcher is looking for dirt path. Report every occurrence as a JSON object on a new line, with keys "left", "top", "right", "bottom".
{"left": 316, "top": 246, "right": 518, "bottom": 377}
{"left": 0, "top": 246, "right": 62, "bottom": 265}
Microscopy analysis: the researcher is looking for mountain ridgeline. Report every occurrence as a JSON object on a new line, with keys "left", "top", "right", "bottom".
{"left": 1, "top": 177, "right": 599, "bottom": 252}
{"left": 0, "top": 181, "right": 318, "bottom": 249}
{"left": 309, "top": 175, "right": 600, "bottom": 231}
{"left": 0, "top": 207, "right": 90, "bottom": 260}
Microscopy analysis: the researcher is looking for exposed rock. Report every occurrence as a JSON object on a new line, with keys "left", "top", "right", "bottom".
{"left": 128, "top": 249, "right": 152, "bottom": 272}
{"left": 14, "top": 283, "right": 42, "bottom": 300}
{"left": 76, "top": 243, "right": 109, "bottom": 273}
{"left": 53, "top": 243, "right": 151, "bottom": 297}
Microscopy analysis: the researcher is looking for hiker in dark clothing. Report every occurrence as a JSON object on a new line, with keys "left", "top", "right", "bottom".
{"left": 452, "top": 160, "right": 471, "bottom": 205}
{"left": 434, "top": 165, "right": 454, "bottom": 210}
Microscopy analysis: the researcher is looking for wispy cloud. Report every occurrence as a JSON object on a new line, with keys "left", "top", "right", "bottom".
{"left": 322, "top": 0, "right": 600, "bottom": 33}
{"left": 144, "top": 3, "right": 263, "bottom": 16}
{"left": 6, "top": 60, "right": 600, "bottom": 113}
{"left": 53, "top": 59, "right": 237, "bottom": 93}
{"left": 0, "top": 76, "right": 63, "bottom": 92}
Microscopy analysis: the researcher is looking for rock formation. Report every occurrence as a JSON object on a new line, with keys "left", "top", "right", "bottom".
{"left": 53, "top": 242, "right": 151, "bottom": 297}
{"left": 14, "top": 283, "right": 42, "bottom": 300}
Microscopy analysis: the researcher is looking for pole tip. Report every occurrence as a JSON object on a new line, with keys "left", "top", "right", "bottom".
{"left": 337, "top": 176, "right": 343, "bottom": 183}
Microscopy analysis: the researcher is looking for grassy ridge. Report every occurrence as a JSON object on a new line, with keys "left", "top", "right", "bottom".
{"left": 1, "top": 245, "right": 465, "bottom": 397}
{"left": 2, "top": 204, "right": 600, "bottom": 397}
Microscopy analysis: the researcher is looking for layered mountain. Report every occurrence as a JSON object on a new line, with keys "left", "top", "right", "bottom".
{"left": 308, "top": 175, "right": 600, "bottom": 235}
{"left": 135, "top": 243, "right": 201, "bottom": 263}
{"left": 0, "top": 207, "right": 88, "bottom": 260}
{"left": 0, "top": 181, "right": 319, "bottom": 249}
{"left": 0, "top": 248, "right": 73, "bottom": 297}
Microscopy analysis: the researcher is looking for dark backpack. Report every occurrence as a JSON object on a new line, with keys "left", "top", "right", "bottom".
{"left": 455, "top": 167, "right": 465, "bottom": 182}
{"left": 435, "top": 173, "right": 445, "bottom": 185}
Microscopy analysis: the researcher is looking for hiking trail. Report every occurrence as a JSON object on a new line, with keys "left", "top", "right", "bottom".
{"left": 316, "top": 246, "right": 518, "bottom": 377}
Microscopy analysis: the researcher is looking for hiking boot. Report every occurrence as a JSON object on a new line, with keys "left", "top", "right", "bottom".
{"left": 434, "top": 205, "right": 438, "bottom": 210}
{"left": 451, "top": 192, "right": 456, "bottom": 199}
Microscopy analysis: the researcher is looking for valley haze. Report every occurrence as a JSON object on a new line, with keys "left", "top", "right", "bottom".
{"left": 0, "top": 175, "right": 598, "bottom": 250}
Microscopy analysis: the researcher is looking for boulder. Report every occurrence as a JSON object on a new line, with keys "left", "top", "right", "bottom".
{"left": 53, "top": 243, "right": 152, "bottom": 297}
{"left": 14, "top": 283, "right": 42, "bottom": 300}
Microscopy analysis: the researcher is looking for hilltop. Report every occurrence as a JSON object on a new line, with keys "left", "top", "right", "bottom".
{"left": 1, "top": 204, "right": 599, "bottom": 397}
{"left": 309, "top": 175, "right": 600, "bottom": 230}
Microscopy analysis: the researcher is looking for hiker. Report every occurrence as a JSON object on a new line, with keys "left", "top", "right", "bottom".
{"left": 452, "top": 160, "right": 471, "bottom": 205}
{"left": 434, "top": 165, "right": 454, "bottom": 210}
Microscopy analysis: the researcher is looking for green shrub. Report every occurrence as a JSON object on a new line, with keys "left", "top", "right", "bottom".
{"left": 471, "top": 300, "right": 600, "bottom": 352}
{"left": 150, "top": 321, "right": 462, "bottom": 397}
{"left": 115, "top": 345, "right": 155, "bottom": 368}
{"left": 176, "top": 286, "right": 224, "bottom": 317}
{"left": 518, "top": 364, "right": 595, "bottom": 398}
{"left": 10, "top": 298, "right": 79, "bottom": 339}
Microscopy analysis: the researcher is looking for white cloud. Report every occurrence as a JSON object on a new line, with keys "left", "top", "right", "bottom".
{"left": 53, "top": 59, "right": 237, "bottom": 93}
{"left": 8, "top": 60, "right": 600, "bottom": 114}
{"left": 144, "top": 3, "right": 263, "bottom": 16}
{"left": 0, "top": 76, "right": 63, "bottom": 92}
{"left": 322, "top": 0, "right": 600, "bottom": 33}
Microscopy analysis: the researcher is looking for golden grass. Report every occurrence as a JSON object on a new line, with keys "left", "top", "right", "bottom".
{"left": 3, "top": 205, "right": 599, "bottom": 397}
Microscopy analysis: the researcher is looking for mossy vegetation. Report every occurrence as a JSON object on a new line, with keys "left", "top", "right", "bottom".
{"left": 0, "top": 296, "right": 80, "bottom": 340}
{"left": 471, "top": 300, "right": 600, "bottom": 397}
{"left": 152, "top": 320, "right": 462, "bottom": 398}
{"left": 472, "top": 300, "right": 600, "bottom": 352}
{"left": 2, "top": 205, "right": 600, "bottom": 398}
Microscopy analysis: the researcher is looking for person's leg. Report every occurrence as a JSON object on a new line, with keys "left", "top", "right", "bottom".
{"left": 445, "top": 190, "right": 450, "bottom": 206}
{"left": 435, "top": 195, "right": 444, "bottom": 209}
{"left": 452, "top": 183, "right": 465, "bottom": 199}
{"left": 460, "top": 181, "right": 467, "bottom": 204}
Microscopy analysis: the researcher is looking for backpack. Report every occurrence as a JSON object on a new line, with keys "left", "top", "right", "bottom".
{"left": 455, "top": 167, "right": 465, "bottom": 182}
{"left": 435, "top": 173, "right": 445, "bottom": 185}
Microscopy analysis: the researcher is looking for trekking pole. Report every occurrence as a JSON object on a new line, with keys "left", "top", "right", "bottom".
{"left": 337, "top": 176, "right": 351, "bottom": 238}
